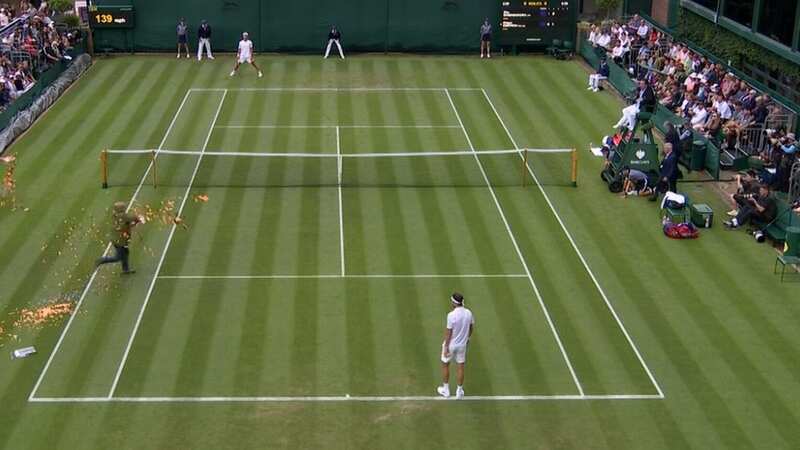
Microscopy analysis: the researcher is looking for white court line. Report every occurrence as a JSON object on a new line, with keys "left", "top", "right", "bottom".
{"left": 445, "top": 89, "right": 585, "bottom": 397}
{"left": 190, "top": 87, "right": 483, "bottom": 92}
{"left": 215, "top": 125, "right": 461, "bottom": 129}
{"left": 480, "top": 88, "right": 665, "bottom": 399}
{"left": 27, "top": 89, "right": 196, "bottom": 402}
{"left": 336, "top": 126, "right": 345, "bottom": 276}
{"left": 157, "top": 274, "right": 529, "bottom": 280}
{"left": 107, "top": 90, "right": 229, "bottom": 399}
{"left": 30, "top": 394, "right": 663, "bottom": 403}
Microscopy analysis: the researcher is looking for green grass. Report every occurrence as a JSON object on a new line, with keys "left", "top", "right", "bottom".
{"left": 0, "top": 55, "right": 799, "bottom": 449}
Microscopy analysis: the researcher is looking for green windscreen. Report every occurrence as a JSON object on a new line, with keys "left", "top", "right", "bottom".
{"left": 92, "top": 0, "right": 499, "bottom": 52}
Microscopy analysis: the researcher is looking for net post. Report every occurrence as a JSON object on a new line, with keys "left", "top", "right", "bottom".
{"left": 101, "top": 149, "right": 108, "bottom": 189}
{"left": 571, "top": 148, "right": 578, "bottom": 187}
{"left": 521, "top": 148, "right": 529, "bottom": 187}
{"left": 151, "top": 150, "right": 157, "bottom": 188}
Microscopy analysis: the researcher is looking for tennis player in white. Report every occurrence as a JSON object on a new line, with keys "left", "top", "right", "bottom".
{"left": 230, "top": 32, "right": 263, "bottom": 78}
{"left": 437, "top": 292, "right": 474, "bottom": 399}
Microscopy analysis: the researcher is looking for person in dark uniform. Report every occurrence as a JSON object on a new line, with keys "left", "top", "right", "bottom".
{"left": 324, "top": 25, "right": 345, "bottom": 59}
{"left": 96, "top": 201, "right": 142, "bottom": 274}
{"left": 197, "top": 19, "right": 214, "bottom": 60}
{"left": 650, "top": 142, "right": 679, "bottom": 201}
{"left": 480, "top": 18, "right": 492, "bottom": 59}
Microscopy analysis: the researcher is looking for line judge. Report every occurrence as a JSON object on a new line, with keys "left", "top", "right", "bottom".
{"left": 324, "top": 25, "right": 345, "bottom": 59}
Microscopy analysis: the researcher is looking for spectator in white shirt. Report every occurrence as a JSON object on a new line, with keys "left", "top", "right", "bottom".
{"left": 596, "top": 32, "right": 611, "bottom": 49}
{"left": 714, "top": 95, "right": 732, "bottom": 120}
{"left": 637, "top": 23, "right": 649, "bottom": 39}
{"left": 691, "top": 104, "right": 708, "bottom": 129}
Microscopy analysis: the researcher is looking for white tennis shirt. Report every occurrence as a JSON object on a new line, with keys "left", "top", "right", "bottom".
{"left": 446, "top": 307, "right": 474, "bottom": 347}
{"left": 238, "top": 39, "right": 253, "bottom": 58}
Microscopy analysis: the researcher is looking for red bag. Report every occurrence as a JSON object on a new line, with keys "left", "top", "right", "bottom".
{"left": 663, "top": 222, "right": 699, "bottom": 239}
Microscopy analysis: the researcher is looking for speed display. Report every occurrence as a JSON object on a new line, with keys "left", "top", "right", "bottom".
{"left": 499, "top": 0, "right": 576, "bottom": 46}
{"left": 88, "top": 5, "right": 135, "bottom": 29}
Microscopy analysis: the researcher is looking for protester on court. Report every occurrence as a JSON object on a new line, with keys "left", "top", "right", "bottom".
{"left": 96, "top": 201, "right": 142, "bottom": 275}
{"left": 324, "top": 25, "right": 345, "bottom": 59}
{"left": 197, "top": 19, "right": 214, "bottom": 60}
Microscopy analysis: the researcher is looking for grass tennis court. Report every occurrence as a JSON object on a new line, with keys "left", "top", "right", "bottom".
{"left": 1, "top": 56, "right": 799, "bottom": 449}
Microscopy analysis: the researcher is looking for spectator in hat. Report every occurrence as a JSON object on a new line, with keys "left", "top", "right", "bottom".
{"left": 197, "top": 19, "right": 214, "bottom": 60}
{"left": 324, "top": 25, "right": 344, "bottom": 59}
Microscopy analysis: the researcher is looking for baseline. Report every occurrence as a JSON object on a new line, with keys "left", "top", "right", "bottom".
{"left": 29, "top": 394, "right": 663, "bottom": 403}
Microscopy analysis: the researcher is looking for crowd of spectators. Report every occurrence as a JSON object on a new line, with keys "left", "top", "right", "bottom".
{"left": 0, "top": 1, "right": 77, "bottom": 112}
{"left": 587, "top": 15, "right": 798, "bottom": 194}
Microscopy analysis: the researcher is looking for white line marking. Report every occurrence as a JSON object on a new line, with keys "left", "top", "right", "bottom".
{"left": 336, "top": 126, "right": 345, "bottom": 276}
{"left": 157, "top": 274, "right": 529, "bottom": 280}
{"left": 445, "top": 88, "right": 585, "bottom": 397}
{"left": 29, "top": 394, "right": 663, "bottom": 403}
{"left": 107, "top": 90, "right": 229, "bottom": 399}
{"left": 190, "top": 87, "right": 483, "bottom": 92}
{"left": 480, "top": 88, "right": 664, "bottom": 398}
{"left": 28, "top": 89, "right": 195, "bottom": 402}
{"left": 215, "top": 125, "right": 461, "bottom": 129}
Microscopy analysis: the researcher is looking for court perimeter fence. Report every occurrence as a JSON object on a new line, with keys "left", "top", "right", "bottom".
{"left": 93, "top": 0, "right": 498, "bottom": 53}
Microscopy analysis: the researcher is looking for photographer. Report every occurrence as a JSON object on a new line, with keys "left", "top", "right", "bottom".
{"left": 724, "top": 184, "right": 777, "bottom": 229}
{"left": 727, "top": 170, "right": 759, "bottom": 217}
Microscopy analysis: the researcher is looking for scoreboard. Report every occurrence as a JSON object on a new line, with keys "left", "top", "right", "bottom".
{"left": 499, "top": 0, "right": 576, "bottom": 46}
{"left": 88, "top": 5, "right": 135, "bottom": 29}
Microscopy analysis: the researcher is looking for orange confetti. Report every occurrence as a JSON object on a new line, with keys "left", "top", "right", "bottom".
{"left": 13, "top": 302, "right": 74, "bottom": 328}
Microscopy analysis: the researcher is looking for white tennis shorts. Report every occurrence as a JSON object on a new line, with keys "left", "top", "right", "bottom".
{"left": 238, "top": 54, "right": 253, "bottom": 64}
{"left": 441, "top": 341, "right": 467, "bottom": 364}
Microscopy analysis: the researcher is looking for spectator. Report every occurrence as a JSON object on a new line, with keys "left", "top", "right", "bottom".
{"left": 690, "top": 103, "right": 708, "bottom": 130}
{"left": 713, "top": 94, "right": 732, "bottom": 120}
{"left": 702, "top": 112, "right": 722, "bottom": 141}
{"left": 197, "top": 19, "right": 213, "bottom": 60}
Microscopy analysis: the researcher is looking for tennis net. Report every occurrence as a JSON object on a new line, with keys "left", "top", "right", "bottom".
{"left": 101, "top": 148, "right": 577, "bottom": 189}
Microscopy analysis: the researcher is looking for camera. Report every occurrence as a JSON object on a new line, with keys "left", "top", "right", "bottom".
{"left": 752, "top": 230, "right": 766, "bottom": 243}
